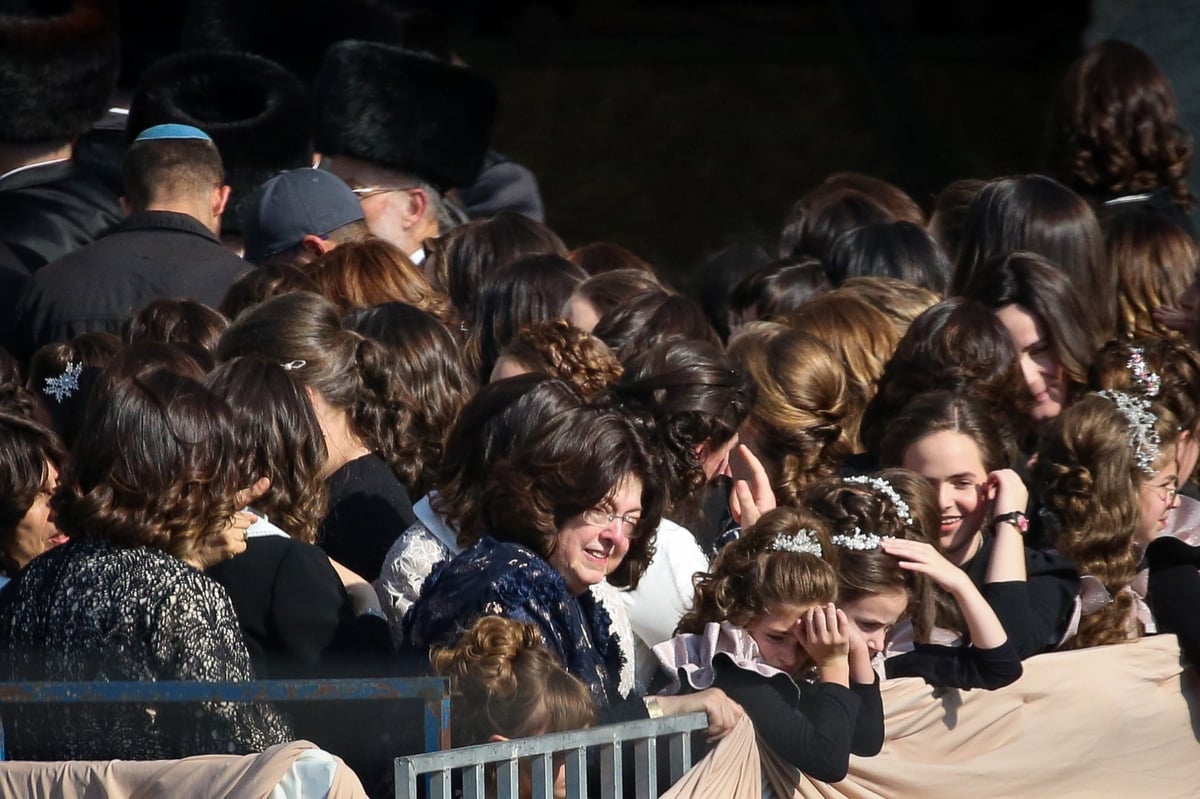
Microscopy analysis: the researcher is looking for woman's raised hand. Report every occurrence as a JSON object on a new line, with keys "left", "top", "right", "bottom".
{"left": 727, "top": 444, "right": 777, "bottom": 527}
{"left": 881, "top": 537, "right": 969, "bottom": 593}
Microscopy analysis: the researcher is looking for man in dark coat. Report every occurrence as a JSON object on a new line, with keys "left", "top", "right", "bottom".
{"left": 14, "top": 125, "right": 250, "bottom": 357}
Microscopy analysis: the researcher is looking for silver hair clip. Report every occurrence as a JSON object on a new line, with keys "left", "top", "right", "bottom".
{"left": 280, "top": 360, "right": 307, "bottom": 371}
{"left": 831, "top": 527, "right": 883, "bottom": 551}
{"left": 1126, "top": 347, "right": 1161, "bottom": 398}
{"left": 769, "top": 529, "right": 823, "bottom": 558}
{"left": 843, "top": 475, "right": 913, "bottom": 526}
{"left": 1096, "top": 389, "right": 1161, "bottom": 475}
{"left": 44, "top": 361, "right": 82, "bottom": 403}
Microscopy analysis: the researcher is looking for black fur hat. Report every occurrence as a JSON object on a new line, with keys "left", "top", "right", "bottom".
{"left": 182, "top": 0, "right": 410, "bottom": 86}
{"left": 313, "top": 41, "right": 497, "bottom": 191}
{"left": 0, "top": 0, "right": 119, "bottom": 143}
{"left": 127, "top": 50, "right": 312, "bottom": 235}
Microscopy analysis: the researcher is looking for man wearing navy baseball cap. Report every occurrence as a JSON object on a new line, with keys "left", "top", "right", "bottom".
{"left": 14, "top": 124, "right": 250, "bottom": 355}
{"left": 242, "top": 168, "right": 369, "bottom": 267}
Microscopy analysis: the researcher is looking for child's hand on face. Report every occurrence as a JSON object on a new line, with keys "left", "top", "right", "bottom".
{"left": 987, "top": 468, "right": 1029, "bottom": 518}
{"left": 794, "top": 603, "right": 850, "bottom": 666}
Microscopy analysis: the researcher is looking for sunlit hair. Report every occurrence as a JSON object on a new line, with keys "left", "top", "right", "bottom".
{"left": 52, "top": 369, "right": 242, "bottom": 562}
{"left": 478, "top": 403, "right": 664, "bottom": 589}
{"left": 610, "top": 340, "right": 754, "bottom": 520}
{"left": 928, "top": 178, "right": 986, "bottom": 265}
{"left": 305, "top": 237, "right": 452, "bottom": 323}
{"left": 431, "top": 615, "right": 595, "bottom": 747}
{"left": 468, "top": 253, "right": 587, "bottom": 382}
{"left": 959, "top": 251, "right": 1096, "bottom": 403}
{"left": 1033, "top": 394, "right": 1179, "bottom": 649}
{"left": 804, "top": 469, "right": 946, "bottom": 640}
{"left": 497, "top": 320, "right": 622, "bottom": 400}
{"left": 676, "top": 506, "right": 837, "bottom": 635}
{"left": 593, "top": 291, "right": 720, "bottom": 365}
{"left": 1089, "top": 337, "right": 1200, "bottom": 440}
{"left": 346, "top": 303, "right": 474, "bottom": 498}
{"left": 780, "top": 172, "right": 924, "bottom": 261}
{"left": 433, "top": 375, "right": 584, "bottom": 549}
{"left": 727, "top": 322, "right": 855, "bottom": 506}
{"left": 1049, "top": 40, "right": 1195, "bottom": 210}
{"left": 567, "top": 241, "right": 657, "bottom": 276}
{"left": 953, "top": 175, "right": 1112, "bottom": 341}
{"left": 860, "top": 297, "right": 1031, "bottom": 459}
{"left": 426, "top": 211, "right": 567, "bottom": 327}
{"left": 204, "top": 357, "right": 328, "bottom": 544}
{"left": 826, "top": 221, "right": 952, "bottom": 294}
{"left": 0, "top": 411, "right": 66, "bottom": 575}
{"left": 879, "top": 391, "right": 1012, "bottom": 476}
{"left": 125, "top": 299, "right": 228, "bottom": 357}
{"left": 728, "top": 257, "right": 831, "bottom": 327}
{"left": 787, "top": 293, "right": 899, "bottom": 447}
{"left": 218, "top": 261, "right": 320, "bottom": 321}
{"left": 1102, "top": 206, "right": 1197, "bottom": 339}
{"left": 833, "top": 277, "right": 940, "bottom": 339}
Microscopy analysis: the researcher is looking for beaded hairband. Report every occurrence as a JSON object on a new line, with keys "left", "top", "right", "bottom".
{"left": 843, "top": 475, "right": 914, "bottom": 526}
{"left": 769, "top": 530, "right": 823, "bottom": 558}
{"left": 831, "top": 528, "right": 883, "bottom": 551}
{"left": 44, "top": 361, "right": 82, "bottom": 403}
{"left": 1126, "top": 346, "right": 1162, "bottom": 398}
{"left": 1096, "top": 389, "right": 1161, "bottom": 475}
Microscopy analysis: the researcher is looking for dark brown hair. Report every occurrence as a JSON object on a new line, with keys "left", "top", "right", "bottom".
{"left": 1102, "top": 206, "right": 1198, "bottom": 339}
{"left": 497, "top": 320, "right": 622, "bottom": 400}
{"left": 26, "top": 332, "right": 123, "bottom": 448}
{"left": 122, "top": 138, "right": 224, "bottom": 210}
{"left": 306, "top": 237, "right": 452, "bottom": 323}
{"left": 879, "top": 391, "right": 1012, "bottom": 477}
{"left": 592, "top": 291, "right": 720, "bottom": 365}
{"left": 567, "top": 241, "right": 657, "bottom": 276}
{"left": 570, "top": 269, "right": 666, "bottom": 321}
{"left": 0, "top": 411, "right": 66, "bottom": 575}
{"left": 833, "top": 277, "right": 940, "bottom": 339}
{"left": 219, "top": 261, "right": 321, "bottom": 321}
{"left": 827, "top": 221, "right": 952, "bottom": 294}
{"left": 728, "top": 257, "right": 831, "bottom": 327}
{"left": 125, "top": 298, "right": 228, "bottom": 357}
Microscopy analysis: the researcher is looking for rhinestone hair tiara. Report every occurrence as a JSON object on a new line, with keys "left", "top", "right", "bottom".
{"left": 1126, "top": 346, "right": 1161, "bottom": 398}
{"left": 1096, "top": 389, "right": 1161, "bottom": 475}
{"left": 831, "top": 528, "right": 883, "bottom": 551}
{"left": 843, "top": 475, "right": 913, "bottom": 526}
{"left": 769, "top": 530, "right": 823, "bottom": 558}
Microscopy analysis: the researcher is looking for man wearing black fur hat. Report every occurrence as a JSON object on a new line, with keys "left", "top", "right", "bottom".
{"left": 313, "top": 40, "right": 497, "bottom": 264}
{"left": 15, "top": 125, "right": 249, "bottom": 356}
{"left": 0, "top": 1, "right": 123, "bottom": 274}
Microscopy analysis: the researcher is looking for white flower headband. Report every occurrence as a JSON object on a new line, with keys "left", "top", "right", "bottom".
{"left": 843, "top": 475, "right": 913, "bottom": 526}
{"left": 831, "top": 528, "right": 883, "bottom": 551}
{"left": 44, "top": 361, "right": 82, "bottom": 403}
{"left": 1096, "top": 389, "right": 1161, "bottom": 475}
{"left": 1126, "top": 346, "right": 1162, "bottom": 398}
{"left": 770, "top": 529, "right": 823, "bottom": 558}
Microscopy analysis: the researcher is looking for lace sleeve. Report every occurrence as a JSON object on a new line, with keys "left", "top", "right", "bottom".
{"left": 376, "top": 524, "right": 453, "bottom": 644}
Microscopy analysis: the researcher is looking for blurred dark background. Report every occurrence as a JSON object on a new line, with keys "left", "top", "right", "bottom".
{"left": 446, "top": 0, "right": 1093, "bottom": 280}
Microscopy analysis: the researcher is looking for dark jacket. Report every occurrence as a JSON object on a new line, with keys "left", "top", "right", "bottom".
{"left": 15, "top": 210, "right": 249, "bottom": 356}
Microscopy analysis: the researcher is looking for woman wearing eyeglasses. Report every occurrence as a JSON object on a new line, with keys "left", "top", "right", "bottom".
{"left": 403, "top": 401, "right": 743, "bottom": 737}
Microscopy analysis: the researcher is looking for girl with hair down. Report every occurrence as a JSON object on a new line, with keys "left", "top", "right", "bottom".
{"left": 1034, "top": 391, "right": 1181, "bottom": 649}
{"left": 805, "top": 470, "right": 1022, "bottom": 690}
{"left": 432, "top": 615, "right": 595, "bottom": 798}
{"left": 653, "top": 507, "right": 883, "bottom": 785}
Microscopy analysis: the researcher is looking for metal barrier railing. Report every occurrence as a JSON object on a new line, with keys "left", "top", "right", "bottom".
{"left": 394, "top": 710, "right": 707, "bottom": 799}
{"left": 0, "top": 677, "right": 452, "bottom": 757}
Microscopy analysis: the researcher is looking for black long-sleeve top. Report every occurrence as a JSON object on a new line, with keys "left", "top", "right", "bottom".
{"left": 884, "top": 640, "right": 1023, "bottom": 689}
{"left": 1146, "top": 536, "right": 1200, "bottom": 666}
{"left": 690, "top": 654, "right": 884, "bottom": 783}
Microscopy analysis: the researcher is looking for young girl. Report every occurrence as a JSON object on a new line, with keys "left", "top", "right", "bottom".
{"left": 879, "top": 391, "right": 1080, "bottom": 658}
{"left": 806, "top": 470, "right": 1023, "bottom": 689}
{"left": 1034, "top": 390, "right": 1181, "bottom": 649}
{"left": 652, "top": 507, "right": 883, "bottom": 784}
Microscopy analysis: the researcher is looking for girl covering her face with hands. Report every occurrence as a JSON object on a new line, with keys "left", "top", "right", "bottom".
{"left": 652, "top": 507, "right": 883, "bottom": 785}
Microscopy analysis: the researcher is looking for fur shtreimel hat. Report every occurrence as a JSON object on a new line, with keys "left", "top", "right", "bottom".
{"left": 127, "top": 50, "right": 312, "bottom": 235}
{"left": 0, "top": 0, "right": 119, "bottom": 144}
{"left": 313, "top": 40, "right": 497, "bottom": 191}
{"left": 182, "top": 0, "right": 410, "bottom": 86}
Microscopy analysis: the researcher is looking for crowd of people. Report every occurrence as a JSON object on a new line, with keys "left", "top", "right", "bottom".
{"left": 1, "top": 2, "right": 1200, "bottom": 796}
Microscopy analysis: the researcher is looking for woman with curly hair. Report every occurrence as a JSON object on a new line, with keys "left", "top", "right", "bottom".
{"left": 0, "top": 411, "right": 68, "bottom": 588}
{"left": 728, "top": 322, "right": 857, "bottom": 507}
{"left": 0, "top": 369, "right": 291, "bottom": 760}
{"left": 1049, "top": 40, "right": 1195, "bottom": 225}
{"left": 654, "top": 506, "right": 882, "bottom": 783}
{"left": 1033, "top": 391, "right": 1181, "bottom": 649}
{"left": 491, "top": 319, "right": 623, "bottom": 400}
{"left": 305, "top": 237, "right": 453, "bottom": 324}
{"left": 1102, "top": 205, "right": 1198, "bottom": 340}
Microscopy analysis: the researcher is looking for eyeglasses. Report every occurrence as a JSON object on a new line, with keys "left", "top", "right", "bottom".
{"left": 350, "top": 184, "right": 419, "bottom": 200}
{"left": 580, "top": 507, "right": 643, "bottom": 538}
{"left": 1145, "top": 479, "right": 1180, "bottom": 502}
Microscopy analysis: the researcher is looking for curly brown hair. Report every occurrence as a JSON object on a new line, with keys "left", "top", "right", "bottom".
{"left": 1102, "top": 206, "right": 1198, "bottom": 340}
{"left": 305, "top": 237, "right": 453, "bottom": 324}
{"left": 676, "top": 506, "right": 837, "bottom": 635}
{"left": 52, "top": 370, "right": 242, "bottom": 562}
{"left": 431, "top": 615, "right": 594, "bottom": 747}
{"left": 1050, "top": 40, "right": 1195, "bottom": 211}
{"left": 498, "top": 320, "right": 622, "bottom": 400}
{"left": 1033, "top": 393, "right": 1179, "bottom": 649}
{"left": 728, "top": 322, "right": 855, "bottom": 506}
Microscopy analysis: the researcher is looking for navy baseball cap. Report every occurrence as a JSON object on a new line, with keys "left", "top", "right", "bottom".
{"left": 242, "top": 168, "right": 365, "bottom": 263}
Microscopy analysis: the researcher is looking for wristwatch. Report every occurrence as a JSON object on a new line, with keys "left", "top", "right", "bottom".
{"left": 993, "top": 511, "right": 1029, "bottom": 534}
